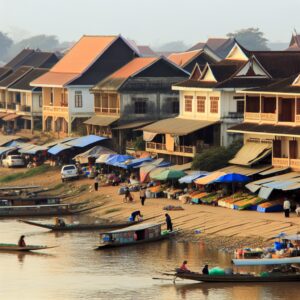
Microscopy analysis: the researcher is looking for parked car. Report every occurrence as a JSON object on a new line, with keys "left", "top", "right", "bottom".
{"left": 2, "top": 155, "right": 25, "bottom": 168}
{"left": 61, "top": 164, "right": 79, "bottom": 182}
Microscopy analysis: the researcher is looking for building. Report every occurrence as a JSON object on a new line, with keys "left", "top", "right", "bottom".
{"left": 167, "top": 47, "right": 221, "bottom": 73}
{"left": 31, "top": 35, "right": 139, "bottom": 136}
{"left": 142, "top": 42, "right": 300, "bottom": 164}
{"left": 86, "top": 56, "right": 189, "bottom": 152}
{"left": 188, "top": 38, "right": 236, "bottom": 59}
{"left": 0, "top": 50, "right": 59, "bottom": 132}
{"left": 228, "top": 74, "right": 300, "bottom": 171}
{"left": 286, "top": 33, "right": 300, "bottom": 51}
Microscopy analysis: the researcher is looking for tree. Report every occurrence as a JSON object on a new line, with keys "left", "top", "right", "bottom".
{"left": 227, "top": 28, "right": 269, "bottom": 51}
{"left": 0, "top": 32, "right": 13, "bottom": 62}
{"left": 192, "top": 141, "right": 242, "bottom": 172}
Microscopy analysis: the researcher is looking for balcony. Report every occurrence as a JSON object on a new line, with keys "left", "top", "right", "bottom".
{"left": 20, "top": 105, "right": 31, "bottom": 112}
{"left": 244, "top": 112, "right": 260, "bottom": 121}
{"left": 0, "top": 102, "right": 6, "bottom": 110}
{"left": 44, "top": 105, "right": 68, "bottom": 113}
{"left": 7, "top": 103, "right": 16, "bottom": 110}
{"left": 261, "top": 113, "right": 276, "bottom": 122}
{"left": 146, "top": 142, "right": 196, "bottom": 158}
{"left": 272, "top": 157, "right": 289, "bottom": 168}
{"left": 95, "top": 107, "right": 120, "bottom": 115}
{"left": 244, "top": 112, "right": 277, "bottom": 123}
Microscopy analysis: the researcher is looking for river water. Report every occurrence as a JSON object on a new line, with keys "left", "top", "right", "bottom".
{"left": 0, "top": 217, "right": 298, "bottom": 300}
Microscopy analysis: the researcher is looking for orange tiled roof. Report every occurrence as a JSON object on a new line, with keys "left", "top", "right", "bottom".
{"left": 110, "top": 57, "right": 158, "bottom": 79}
{"left": 31, "top": 35, "right": 118, "bottom": 87}
{"left": 168, "top": 50, "right": 201, "bottom": 67}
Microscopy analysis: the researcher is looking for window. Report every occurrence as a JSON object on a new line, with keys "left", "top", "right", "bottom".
{"left": 39, "top": 94, "right": 43, "bottom": 107}
{"left": 75, "top": 91, "right": 82, "bottom": 108}
{"left": 184, "top": 96, "right": 193, "bottom": 112}
{"left": 50, "top": 88, "right": 54, "bottom": 105}
{"left": 210, "top": 96, "right": 219, "bottom": 113}
{"left": 197, "top": 96, "right": 206, "bottom": 113}
{"left": 236, "top": 100, "right": 244, "bottom": 113}
{"left": 134, "top": 98, "right": 147, "bottom": 114}
{"left": 172, "top": 101, "right": 179, "bottom": 114}
{"left": 297, "top": 99, "right": 300, "bottom": 115}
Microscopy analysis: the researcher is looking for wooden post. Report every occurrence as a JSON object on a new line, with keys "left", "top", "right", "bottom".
{"left": 276, "top": 95, "right": 279, "bottom": 124}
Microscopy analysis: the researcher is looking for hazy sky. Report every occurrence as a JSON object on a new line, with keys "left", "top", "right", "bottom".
{"left": 1, "top": 0, "right": 300, "bottom": 45}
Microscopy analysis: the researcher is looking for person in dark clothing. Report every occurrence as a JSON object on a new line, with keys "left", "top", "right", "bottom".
{"left": 131, "top": 210, "right": 142, "bottom": 221}
{"left": 165, "top": 213, "right": 173, "bottom": 231}
{"left": 140, "top": 187, "right": 146, "bottom": 206}
{"left": 202, "top": 265, "right": 209, "bottom": 275}
{"left": 94, "top": 174, "right": 100, "bottom": 191}
{"left": 18, "top": 235, "right": 26, "bottom": 247}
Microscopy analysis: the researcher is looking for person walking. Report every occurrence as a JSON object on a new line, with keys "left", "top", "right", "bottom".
{"left": 140, "top": 187, "right": 146, "bottom": 206}
{"left": 94, "top": 173, "right": 100, "bottom": 191}
{"left": 283, "top": 198, "right": 291, "bottom": 218}
{"left": 165, "top": 213, "right": 173, "bottom": 231}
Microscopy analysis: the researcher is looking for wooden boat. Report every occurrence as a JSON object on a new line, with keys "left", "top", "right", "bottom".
{"left": 96, "top": 223, "right": 175, "bottom": 249}
{"left": 0, "top": 202, "right": 93, "bottom": 217}
{"left": 19, "top": 219, "right": 140, "bottom": 231}
{"left": 0, "top": 243, "right": 56, "bottom": 252}
{"left": 232, "top": 257, "right": 300, "bottom": 266}
{"left": 0, "top": 196, "right": 61, "bottom": 207}
{"left": 174, "top": 271, "right": 300, "bottom": 282}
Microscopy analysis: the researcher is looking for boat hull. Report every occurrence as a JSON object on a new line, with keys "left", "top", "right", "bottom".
{"left": 176, "top": 272, "right": 300, "bottom": 282}
{"left": 232, "top": 257, "right": 300, "bottom": 266}
{"left": 96, "top": 233, "right": 173, "bottom": 249}
{"left": 0, "top": 244, "right": 55, "bottom": 252}
{"left": 19, "top": 219, "right": 140, "bottom": 231}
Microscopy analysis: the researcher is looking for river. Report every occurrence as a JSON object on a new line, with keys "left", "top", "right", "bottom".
{"left": 0, "top": 217, "right": 298, "bottom": 300}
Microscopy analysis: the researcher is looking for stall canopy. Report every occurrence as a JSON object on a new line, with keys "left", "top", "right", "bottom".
{"left": 179, "top": 171, "right": 209, "bottom": 184}
{"left": 66, "top": 135, "right": 106, "bottom": 148}
{"left": 0, "top": 136, "right": 22, "bottom": 147}
{"left": 139, "top": 159, "right": 170, "bottom": 183}
{"left": 96, "top": 153, "right": 116, "bottom": 164}
{"left": 214, "top": 173, "right": 250, "bottom": 183}
{"left": 105, "top": 154, "right": 134, "bottom": 166}
{"left": 73, "top": 146, "right": 116, "bottom": 164}
{"left": 151, "top": 169, "right": 186, "bottom": 181}
{"left": 115, "top": 157, "right": 153, "bottom": 169}
{"left": 217, "top": 164, "right": 271, "bottom": 176}
{"left": 18, "top": 144, "right": 49, "bottom": 155}
{"left": 84, "top": 115, "right": 119, "bottom": 126}
{"left": 48, "top": 143, "right": 73, "bottom": 155}
{"left": 229, "top": 142, "right": 272, "bottom": 166}
{"left": 194, "top": 172, "right": 226, "bottom": 185}
{"left": 0, "top": 146, "right": 16, "bottom": 156}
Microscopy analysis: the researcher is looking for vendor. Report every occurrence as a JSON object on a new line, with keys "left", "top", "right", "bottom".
{"left": 130, "top": 210, "right": 143, "bottom": 221}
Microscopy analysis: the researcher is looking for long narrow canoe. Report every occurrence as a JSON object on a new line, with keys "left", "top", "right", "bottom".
{"left": 19, "top": 219, "right": 140, "bottom": 231}
{"left": 0, "top": 243, "right": 56, "bottom": 252}
{"left": 175, "top": 271, "right": 300, "bottom": 282}
{"left": 232, "top": 257, "right": 300, "bottom": 266}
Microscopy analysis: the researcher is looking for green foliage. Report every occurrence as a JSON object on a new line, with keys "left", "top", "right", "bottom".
{"left": 227, "top": 28, "right": 269, "bottom": 50}
{"left": 0, "top": 165, "right": 51, "bottom": 183}
{"left": 192, "top": 141, "right": 242, "bottom": 172}
{"left": 133, "top": 136, "right": 145, "bottom": 151}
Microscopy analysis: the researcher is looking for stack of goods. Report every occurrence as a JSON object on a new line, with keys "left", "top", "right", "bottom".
{"left": 257, "top": 200, "right": 283, "bottom": 213}
{"left": 191, "top": 192, "right": 208, "bottom": 204}
{"left": 218, "top": 192, "right": 246, "bottom": 208}
{"left": 233, "top": 196, "right": 265, "bottom": 211}
{"left": 200, "top": 193, "right": 218, "bottom": 204}
{"left": 163, "top": 205, "right": 184, "bottom": 211}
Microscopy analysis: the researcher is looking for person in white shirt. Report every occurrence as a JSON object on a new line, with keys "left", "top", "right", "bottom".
{"left": 283, "top": 198, "right": 291, "bottom": 218}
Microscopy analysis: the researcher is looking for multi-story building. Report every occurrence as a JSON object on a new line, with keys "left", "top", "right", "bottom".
{"left": 86, "top": 56, "right": 189, "bottom": 152}
{"left": 31, "top": 35, "right": 139, "bottom": 136}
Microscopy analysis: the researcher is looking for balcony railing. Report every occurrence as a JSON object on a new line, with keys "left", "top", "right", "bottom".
{"left": 95, "top": 107, "right": 120, "bottom": 114}
{"left": 225, "top": 112, "right": 244, "bottom": 119}
{"left": 146, "top": 142, "right": 196, "bottom": 156}
{"left": 272, "top": 157, "right": 290, "bottom": 167}
{"left": 7, "top": 103, "right": 16, "bottom": 110}
{"left": 44, "top": 105, "right": 68, "bottom": 113}
{"left": 260, "top": 113, "right": 276, "bottom": 121}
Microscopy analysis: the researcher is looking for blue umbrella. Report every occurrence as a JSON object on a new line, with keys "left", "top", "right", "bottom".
{"left": 214, "top": 173, "right": 250, "bottom": 183}
{"left": 105, "top": 154, "right": 134, "bottom": 166}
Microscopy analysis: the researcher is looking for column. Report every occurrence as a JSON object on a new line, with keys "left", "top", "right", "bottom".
{"left": 276, "top": 95, "right": 279, "bottom": 123}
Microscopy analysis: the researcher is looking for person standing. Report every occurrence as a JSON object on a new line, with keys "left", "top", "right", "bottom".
{"left": 165, "top": 213, "right": 173, "bottom": 231}
{"left": 283, "top": 198, "right": 291, "bottom": 218}
{"left": 140, "top": 187, "right": 146, "bottom": 206}
{"left": 94, "top": 173, "right": 100, "bottom": 191}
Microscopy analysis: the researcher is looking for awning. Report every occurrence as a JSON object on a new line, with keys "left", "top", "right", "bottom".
{"left": 84, "top": 115, "right": 119, "bottom": 126}
{"left": 0, "top": 146, "right": 16, "bottom": 155}
{"left": 2, "top": 114, "right": 19, "bottom": 121}
{"left": 42, "top": 137, "right": 77, "bottom": 148}
{"left": 143, "top": 131, "right": 157, "bottom": 142}
{"left": 179, "top": 171, "right": 209, "bottom": 184}
{"left": 112, "top": 121, "right": 154, "bottom": 130}
{"left": 258, "top": 186, "right": 273, "bottom": 199}
{"left": 259, "top": 167, "right": 290, "bottom": 176}
{"left": 73, "top": 146, "right": 116, "bottom": 164}
{"left": 20, "top": 115, "right": 33, "bottom": 121}
{"left": 115, "top": 157, "right": 153, "bottom": 169}
{"left": 194, "top": 172, "right": 226, "bottom": 185}
{"left": 48, "top": 143, "right": 73, "bottom": 155}
{"left": 0, "top": 136, "right": 22, "bottom": 147}
{"left": 140, "top": 118, "right": 218, "bottom": 136}
{"left": 66, "top": 135, "right": 107, "bottom": 148}
{"left": 0, "top": 112, "right": 7, "bottom": 118}
{"left": 229, "top": 142, "right": 272, "bottom": 166}
{"left": 19, "top": 145, "right": 48, "bottom": 154}
{"left": 96, "top": 153, "right": 115, "bottom": 163}
{"left": 218, "top": 165, "right": 272, "bottom": 176}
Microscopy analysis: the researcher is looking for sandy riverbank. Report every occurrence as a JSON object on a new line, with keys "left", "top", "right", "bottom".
{"left": 2, "top": 167, "right": 300, "bottom": 250}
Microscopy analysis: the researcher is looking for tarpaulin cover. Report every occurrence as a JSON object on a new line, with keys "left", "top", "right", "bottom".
{"left": 179, "top": 171, "right": 209, "bottom": 184}
{"left": 19, "top": 145, "right": 48, "bottom": 154}
{"left": 66, "top": 135, "right": 106, "bottom": 148}
{"left": 96, "top": 153, "right": 116, "bottom": 163}
{"left": 115, "top": 157, "right": 153, "bottom": 169}
{"left": 48, "top": 143, "right": 73, "bottom": 155}
{"left": 214, "top": 173, "right": 250, "bottom": 183}
{"left": 105, "top": 154, "right": 134, "bottom": 166}
{"left": 73, "top": 146, "right": 116, "bottom": 164}
{"left": 151, "top": 169, "right": 186, "bottom": 181}
{"left": 0, "top": 146, "right": 16, "bottom": 155}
